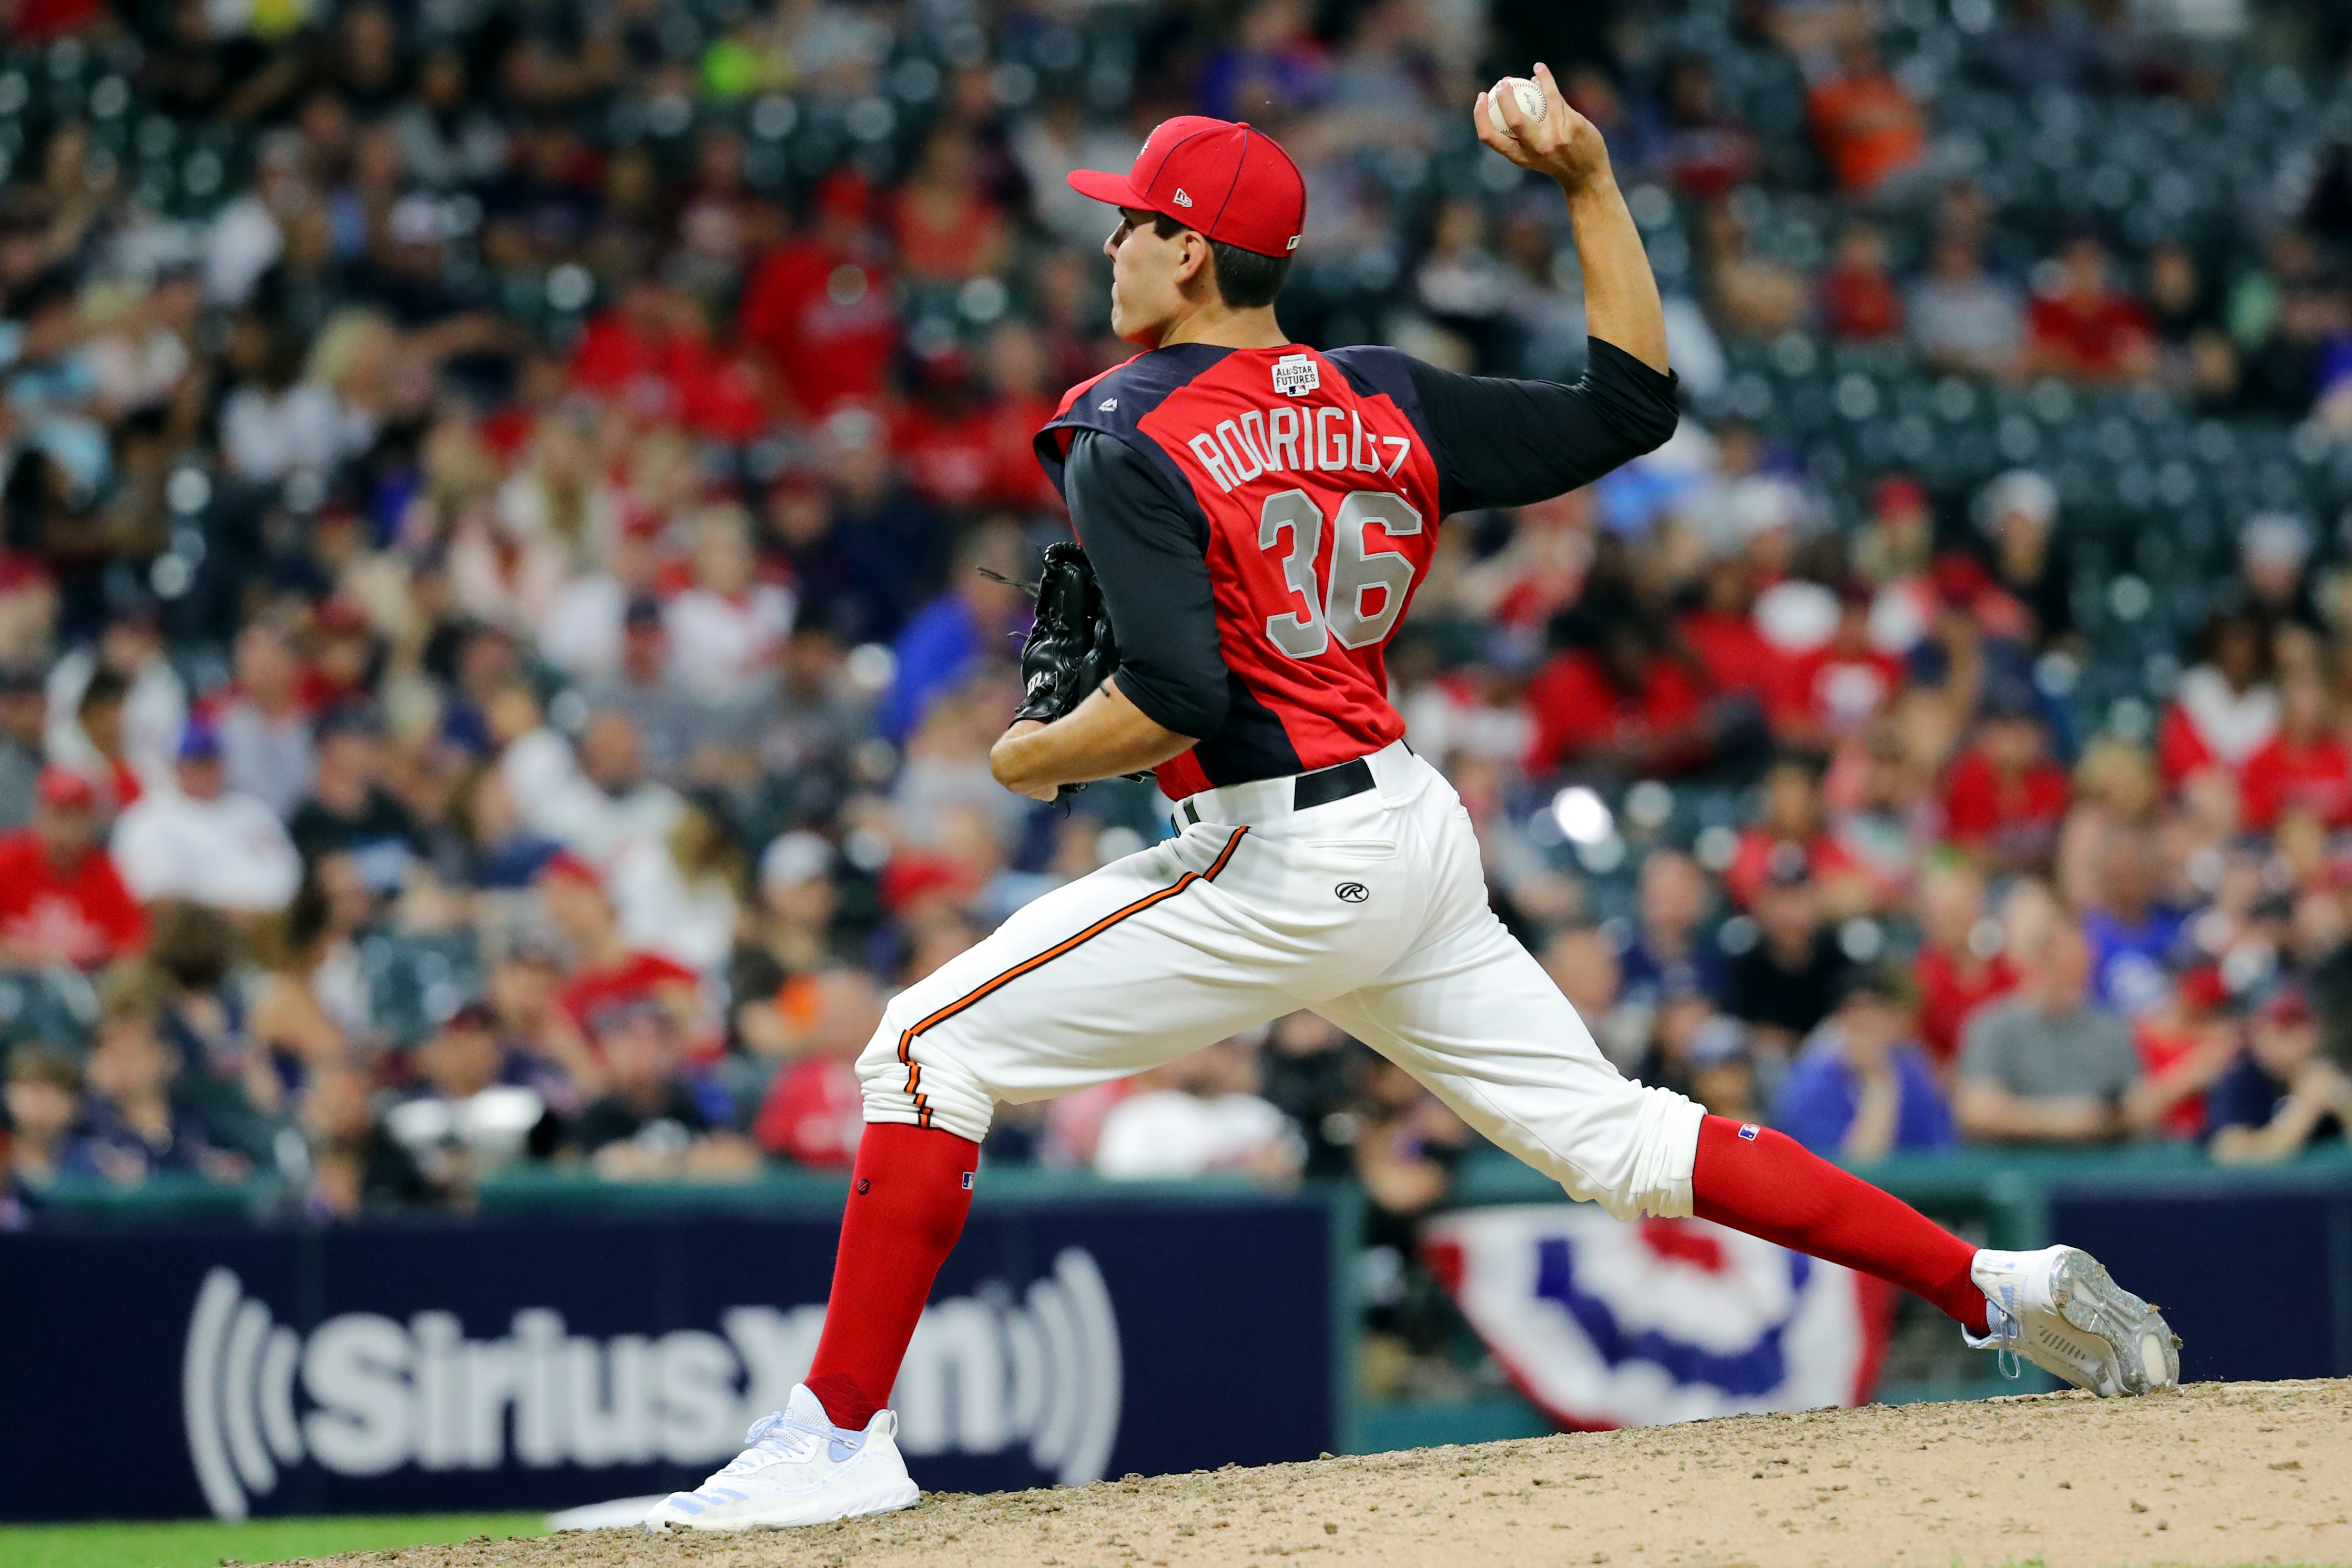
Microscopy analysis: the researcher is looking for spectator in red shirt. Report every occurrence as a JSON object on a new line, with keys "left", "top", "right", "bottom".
{"left": 568, "top": 277, "right": 764, "bottom": 443}
{"left": 1806, "top": 36, "right": 1927, "bottom": 197}
{"left": 2130, "top": 967, "right": 2239, "bottom": 1141}
{"left": 2027, "top": 235, "right": 2156, "bottom": 383}
{"left": 2238, "top": 671, "right": 2348, "bottom": 829}
{"left": 538, "top": 852, "right": 703, "bottom": 1045}
{"left": 74, "top": 670, "right": 146, "bottom": 814}
{"left": 1819, "top": 219, "right": 1903, "bottom": 342}
{"left": 0, "top": 767, "right": 145, "bottom": 969}
{"left": 890, "top": 126, "right": 1010, "bottom": 285}
{"left": 1725, "top": 757, "right": 1868, "bottom": 917}
{"left": 1943, "top": 683, "right": 2073, "bottom": 873}
{"left": 1775, "top": 585, "right": 1905, "bottom": 749}
{"left": 978, "top": 320, "right": 1065, "bottom": 514}
{"left": 736, "top": 171, "right": 899, "bottom": 422}
{"left": 567, "top": 275, "right": 684, "bottom": 409}
{"left": 1910, "top": 859, "right": 2014, "bottom": 1073}
{"left": 2157, "top": 611, "right": 2278, "bottom": 787}
{"left": 754, "top": 969, "right": 885, "bottom": 1168}
{"left": 1523, "top": 624, "right": 1710, "bottom": 778}
{"left": 1659, "top": 56, "right": 1758, "bottom": 202}
{"left": 888, "top": 347, "right": 1001, "bottom": 511}
{"left": 1678, "top": 556, "right": 1782, "bottom": 709}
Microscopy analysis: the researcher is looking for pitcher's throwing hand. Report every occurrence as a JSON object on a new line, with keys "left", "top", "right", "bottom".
{"left": 1475, "top": 62, "right": 1614, "bottom": 192}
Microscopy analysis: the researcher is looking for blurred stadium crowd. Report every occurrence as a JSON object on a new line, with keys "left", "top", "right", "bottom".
{"left": 2, "top": 0, "right": 2351, "bottom": 1297}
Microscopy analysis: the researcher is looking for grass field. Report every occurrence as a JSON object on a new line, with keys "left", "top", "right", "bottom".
{"left": 0, "top": 1514, "right": 547, "bottom": 1568}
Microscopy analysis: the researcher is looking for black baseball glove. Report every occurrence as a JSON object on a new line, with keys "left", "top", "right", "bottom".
{"left": 1010, "top": 541, "right": 1122, "bottom": 725}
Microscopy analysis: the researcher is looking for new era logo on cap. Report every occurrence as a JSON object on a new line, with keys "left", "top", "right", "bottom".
{"left": 1065, "top": 116, "right": 1306, "bottom": 259}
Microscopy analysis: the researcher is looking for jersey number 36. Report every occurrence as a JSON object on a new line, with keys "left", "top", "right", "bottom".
{"left": 1257, "top": 488, "right": 1423, "bottom": 659}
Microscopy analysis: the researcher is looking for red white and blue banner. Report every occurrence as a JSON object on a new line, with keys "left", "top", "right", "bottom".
{"left": 1422, "top": 1205, "right": 1888, "bottom": 1430}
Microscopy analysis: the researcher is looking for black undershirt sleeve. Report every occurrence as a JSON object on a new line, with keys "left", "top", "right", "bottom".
{"left": 1060, "top": 430, "right": 1231, "bottom": 741}
{"left": 1403, "top": 337, "right": 1681, "bottom": 515}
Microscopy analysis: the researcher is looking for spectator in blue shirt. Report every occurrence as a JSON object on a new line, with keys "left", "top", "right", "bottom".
{"left": 875, "top": 522, "right": 1029, "bottom": 744}
{"left": 76, "top": 969, "right": 231, "bottom": 1185}
{"left": 2080, "top": 824, "right": 2184, "bottom": 1018}
{"left": 1773, "top": 965, "right": 1956, "bottom": 1160}
{"left": 2210, "top": 987, "right": 2350, "bottom": 1164}
{"left": 1616, "top": 848, "right": 1727, "bottom": 1007}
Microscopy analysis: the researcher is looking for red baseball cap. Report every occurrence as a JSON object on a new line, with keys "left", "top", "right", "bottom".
{"left": 1067, "top": 116, "right": 1306, "bottom": 259}
{"left": 877, "top": 850, "right": 978, "bottom": 914}
{"left": 536, "top": 850, "right": 606, "bottom": 895}
{"left": 35, "top": 765, "right": 95, "bottom": 811}
{"left": 2258, "top": 987, "right": 2316, "bottom": 1027}
{"left": 315, "top": 597, "right": 370, "bottom": 637}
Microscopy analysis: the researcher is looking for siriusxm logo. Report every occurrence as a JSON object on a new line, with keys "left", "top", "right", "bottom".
{"left": 181, "top": 1249, "right": 1122, "bottom": 1520}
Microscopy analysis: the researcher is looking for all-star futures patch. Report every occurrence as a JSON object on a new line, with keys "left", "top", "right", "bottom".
{"left": 1272, "top": 352, "right": 1319, "bottom": 398}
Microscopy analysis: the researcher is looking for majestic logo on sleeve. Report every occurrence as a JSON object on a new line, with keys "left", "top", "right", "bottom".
{"left": 180, "top": 1251, "right": 1123, "bottom": 1519}
{"left": 1271, "top": 354, "right": 1319, "bottom": 398}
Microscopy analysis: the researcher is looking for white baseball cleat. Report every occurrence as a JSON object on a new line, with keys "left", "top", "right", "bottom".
{"left": 1966, "top": 1245, "right": 2181, "bottom": 1398}
{"left": 642, "top": 1385, "right": 920, "bottom": 1531}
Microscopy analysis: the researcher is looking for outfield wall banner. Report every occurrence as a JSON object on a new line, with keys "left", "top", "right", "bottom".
{"left": 1421, "top": 1205, "right": 1888, "bottom": 1430}
{"left": 0, "top": 1197, "right": 1337, "bottom": 1522}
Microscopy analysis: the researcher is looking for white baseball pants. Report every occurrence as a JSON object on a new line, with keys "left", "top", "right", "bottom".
{"left": 856, "top": 742, "right": 1704, "bottom": 1220}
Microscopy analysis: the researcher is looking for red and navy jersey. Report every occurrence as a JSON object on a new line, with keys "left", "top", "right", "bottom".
{"left": 1040, "top": 342, "right": 1442, "bottom": 798}
{"left": 1035, "top": 337, "right": 1679, "bottom": 798}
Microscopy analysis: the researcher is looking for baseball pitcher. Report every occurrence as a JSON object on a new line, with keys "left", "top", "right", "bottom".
{"left": 647, "top": 69, "right": 2177, "bottom": 1532}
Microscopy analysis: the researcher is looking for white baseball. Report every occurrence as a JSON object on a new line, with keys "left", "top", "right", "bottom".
{"left": 1486, "top": 76, "right": 1548, "bottom": 138}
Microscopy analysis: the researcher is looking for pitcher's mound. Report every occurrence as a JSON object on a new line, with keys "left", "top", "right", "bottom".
{"left": 296, "top": 1378, "right": 2351, "bottom": 1568}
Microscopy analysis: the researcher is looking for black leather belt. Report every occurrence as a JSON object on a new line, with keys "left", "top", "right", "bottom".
{"left": 1178, "top": 756, "right": 1376, "bottom": 825}
{"left": 1294, "top": 756, "right": 1376, "bottom": 810}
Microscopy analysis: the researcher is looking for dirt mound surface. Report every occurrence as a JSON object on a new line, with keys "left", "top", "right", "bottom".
{"left": 288, "top": 1379, "right": 2351, "bottom": 1568}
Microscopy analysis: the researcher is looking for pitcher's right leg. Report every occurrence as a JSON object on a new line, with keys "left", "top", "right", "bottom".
{"left": 654, "top": 827, "right": 1301, "bottom": 1532}
{"left": 789, "top": 822, "right": 1345, "bottom": 1479}
{"left": 806, "top": 825, "right": 1276, "bottom": 1440}
{"left": 802, "top": 1123, "right": 981, "bottom": 1431}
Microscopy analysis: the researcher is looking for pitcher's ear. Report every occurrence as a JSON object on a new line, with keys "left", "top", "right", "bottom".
{"left": 1178, "top": 231, "right": 1214, "bottom": 290}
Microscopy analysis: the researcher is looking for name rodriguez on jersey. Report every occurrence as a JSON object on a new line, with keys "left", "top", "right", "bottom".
{"left": 1180, "top": 399, "right": 1415, "bottom": 495}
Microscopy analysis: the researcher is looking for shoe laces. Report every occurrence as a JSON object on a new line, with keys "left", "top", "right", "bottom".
{"left": 1985, "top": 1298, "right": 2021, "bottom": 1381}
{"left": 721, "top": 1408, "right": 829, "bottom": 1472}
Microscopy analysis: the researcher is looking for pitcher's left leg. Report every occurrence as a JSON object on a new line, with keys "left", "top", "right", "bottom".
{"left": 1314, "top": 906, "right": 1705, "bottom": 1221}
{"left": 1324, "top": 905, "right": 2177, "bottom": 1396}
{"left": 1689, "top": 1116, "right": 2178, "bottom": 1394}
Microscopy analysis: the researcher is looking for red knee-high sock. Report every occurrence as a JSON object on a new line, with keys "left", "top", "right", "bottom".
{"left": 1690, "top": 1115, "right": 1987, "bottom": 1335}
{"left": 803, "top": 1124, "right": 981, "bottom": 1430}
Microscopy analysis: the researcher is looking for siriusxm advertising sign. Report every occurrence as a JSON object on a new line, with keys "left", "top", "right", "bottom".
{"left": 0, "top": 1194, "right": 1337, "bottom": 1522}
{"left": 181, "top": 1249, "right": 1121, "bottom": 1520}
